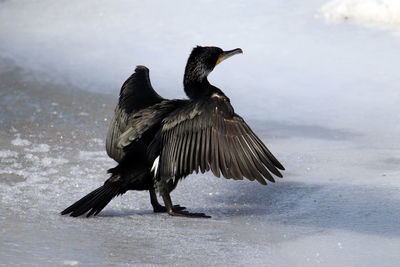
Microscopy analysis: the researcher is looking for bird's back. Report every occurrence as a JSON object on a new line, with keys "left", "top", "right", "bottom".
{"left": 106, "top": 66, "right": 163, "bottom": 162}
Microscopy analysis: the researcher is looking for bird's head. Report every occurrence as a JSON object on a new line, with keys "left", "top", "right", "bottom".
{"left": 183, "top": 46, "right": 243, "bottom": 96}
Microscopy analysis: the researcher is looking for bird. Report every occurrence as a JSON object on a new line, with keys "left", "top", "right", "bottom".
{"left": 61, "top": 46, "right": 285, "bottom": 218}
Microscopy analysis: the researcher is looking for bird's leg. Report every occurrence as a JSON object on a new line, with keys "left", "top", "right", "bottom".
{"left": 150, "top": 189, "right": 165, "bottom": 212}
{"left": 161, "top": 192, "right": 211, "bottom": 218}
{"left": 149, "top": 189, "right": 185, "bottom": 213}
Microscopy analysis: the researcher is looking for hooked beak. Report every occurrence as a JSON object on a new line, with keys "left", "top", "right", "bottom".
{"left": 216, "top": 48, "right": 243, "bottom": 65}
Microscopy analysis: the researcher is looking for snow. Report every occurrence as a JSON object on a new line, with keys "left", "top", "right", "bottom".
{"left": 319, "top": 0, "right": 400, "bottom": 30}
{"left": 11, "top": 134, "right": 32, "bottom": 146}
{"left": 79, "top": 151, "right": 108, "bottom": 161}
{"left": 1, "top": 0, "right": 400, "bottom": 266}
{"left": 0, "top": 150, "right": 18, "bottom": 158}
{"left": 63, "top": 260, "right": 80, "bottom": 266}
{"left": 40, "top": 157, "right": 69, "bottom": 167}
{"left": 24, "top": 144, "right": 50, "bottom": 153}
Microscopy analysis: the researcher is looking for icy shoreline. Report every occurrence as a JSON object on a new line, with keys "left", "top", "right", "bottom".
{"left": 1, "top": 0, "right": 400, "bottom": 264}
{"left": 1, "top": 55, "right": 400, "bottom": 266}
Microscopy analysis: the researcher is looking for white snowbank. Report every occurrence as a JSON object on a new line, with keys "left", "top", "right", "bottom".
{"left": 319, "top": 0, "right": 400, "bottom": 30}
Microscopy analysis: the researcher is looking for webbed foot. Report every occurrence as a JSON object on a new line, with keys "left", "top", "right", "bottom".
{"left": 162, "top": 193, "right": 211, "bottom": 218}
{"left": 150, "top": 189, "right": 186, "bottom": 213}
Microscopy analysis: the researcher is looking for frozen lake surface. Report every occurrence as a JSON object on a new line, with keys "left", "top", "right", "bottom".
{"left": 1, "top": 0, "right": 400, "bottom": 266}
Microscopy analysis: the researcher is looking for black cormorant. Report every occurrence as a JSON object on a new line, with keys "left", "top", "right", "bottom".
{"left": 61, "top": 46, "right": 285, "bottom": 218}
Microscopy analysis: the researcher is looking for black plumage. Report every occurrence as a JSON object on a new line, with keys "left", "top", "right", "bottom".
{"left": 61, "top": 46, "right": 285, "bottom": 218}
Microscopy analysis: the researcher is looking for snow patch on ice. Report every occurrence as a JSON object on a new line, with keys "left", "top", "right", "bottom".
{"left": 0, "top": 150, "right": 18, "bottom": 158}
{"left": 41, "top": 157, "right": 69, "bottom": 167}
{"left": 24, "top": 153, "right": 39, "bottom": 162}
{"left": 11, "top": 134, "right": 31, "bottom": 146}
{"left": 319, "top": 0, "right": 400, "bottom": 30}
{"left": 23, "top": 153, "right": 68, "bottom": 167}
{"left": 63, "top": 261, "right": 80, "bottom": 266}
{"left": 24, "top": 144, "right": 50, "bottom": 153}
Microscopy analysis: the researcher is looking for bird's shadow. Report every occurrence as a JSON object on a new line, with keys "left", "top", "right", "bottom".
{"left": 205, "top": 181, "right": 400, "bottom": 237}
{"left": 97, "top": 180, "right": 400, "bottom": 239}
{"left": 99, "top": 209, "right": 154, "bottom": 217}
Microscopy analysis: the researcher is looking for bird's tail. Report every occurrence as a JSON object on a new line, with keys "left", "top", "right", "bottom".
{"left": 61, "top": 183, "right": 121, "bottom": 217}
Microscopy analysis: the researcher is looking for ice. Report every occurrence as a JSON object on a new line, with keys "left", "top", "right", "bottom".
{"left": 1, "top": 0, "right": 400, "bottom": 266}
{"left": 79, "top": 151, "right": 109, "bottom": 161}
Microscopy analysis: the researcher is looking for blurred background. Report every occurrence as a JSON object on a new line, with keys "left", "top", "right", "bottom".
{"left": 1, "top": 0, "right": 400, "bottom": 266}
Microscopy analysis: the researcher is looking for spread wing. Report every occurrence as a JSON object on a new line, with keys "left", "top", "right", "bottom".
{"left": 118, "top": 65, "right": 163, "bottom": 113}
{"left": 116, "top": 100, "right": 187, "bottom": 149}
{"left": 106, "top": 66, "right": 164, "bottom": 162}
{"left": 157, "top": 97, "right": 284, "bottom": 185}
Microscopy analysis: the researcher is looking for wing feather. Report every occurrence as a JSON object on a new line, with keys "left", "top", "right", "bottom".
{"left": 236, "top": 136, "right": 268, "bottom": 184}
{"left": 183, "top": 126, "right": 193, "bottom": 174}
{"left": 226, "top": 136, "right": 243, "bottom": 180}
{"left": 106, "top": 66, "right": 166, "bottom": 162}
{"left": 178, "top": 131, "right": 188, "bottom": 177}
{"left": 165, "top": 129, "right": 176, "bottom": 176}
{"left": 189, "top": 130, "right": 197, "bottom": 173}
{"left": 194, "top": 129, "right": 201, "bottom": 174}
{"left": 242, "top": 123, "right": 285, "bottom": 171}
{"left": 204, "top": 128, "right": 211, "bottom": 172}
{"left": 158, "top": 97, "right": 284, "bottom": 184}
{"left": 237, "top": 135, "right": 275, "bottom": 183}
{"left": 217, "top": 131, "right": 229, "bottom": 178}
{"left": 234, "top": 136, "right": 256, "bottom": 180}
{"left": 210, "top": 128, "right": 221, "bottom": 178}
{"left": 217, "top": 117, "right": 232, "bottom": 179}
{"left": 199, "top": 128, "right": 207, "bottom": 173}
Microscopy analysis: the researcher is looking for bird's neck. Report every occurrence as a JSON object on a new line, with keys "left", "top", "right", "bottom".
{"left": 184, "top": 77, "right": 216, "bottom": 99}
{"left": 184, "top": 60, "right": 218, "bottom": 99}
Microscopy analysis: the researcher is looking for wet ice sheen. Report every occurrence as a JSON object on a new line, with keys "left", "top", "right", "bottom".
{"left": 1, "top": 0, "right": 400, "bottom": 266}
